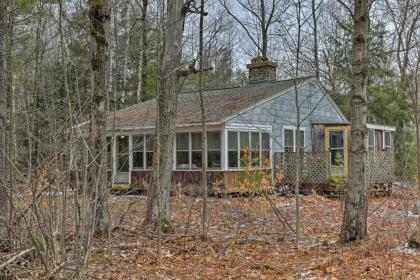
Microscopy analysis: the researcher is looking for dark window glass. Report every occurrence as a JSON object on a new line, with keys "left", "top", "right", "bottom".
{"left": 145, "top": 135, "right": 154, "bottom": 168}
{"left": 261, "top": 133, "right": 270, "bottom": 150}
{"left": 368, "top": 129, "right": 375, "bottom": 151}
{"left": 117, "top": 135, "right": 129, "bottom": 154}
{"left": 250, "top": 132, "right": 260, "bottom": 166}
{"left": 176, "top": 133, "right": 189, "bottom": 169}
{"left": 191, "top": 133, "right": 202, "bottom": 150}
{"left": 191, "top": 151, "right": 202, "bottom": 169}
{"left": 298, "top": 130, "right": 305, "bottom": 153}
{"left": 176, "top": 133, "right": 189, "bottom": 150}
{"left": 240, "top": 132, "right": 249, "bottom": 150}
{"left": 228, "top": 132, "right": 238, "bottom": 149}
{"left": 228, "top": 151, "right": 238, "bottom": 168}
{"left": 384, "top": 131, "right": 391, "bottom": 150}
{"left": 207, "top": 132, "right": 221, "bottom": 169}
{"left": 118, "top": 154, "right": 129, "bottom": 172}
{"left": 208, "top": 132, "right": 221, "bottom": 150}
{"left": 284, "top": 129, "right": 294, "bottom": 152}
{"left": 208, "top": 151, "right": 221, "bottom": 168}
{"left": 228, "top": 132, "right": 238, "bottom": 168}
{"left": 117, "top": 136, "right": 129, "bottom": 171}
{"left": 176, "top": 152, "right": 189, "bottom": 169}
{"left": 133, "top": 152, "right": 144, "bottom": 168}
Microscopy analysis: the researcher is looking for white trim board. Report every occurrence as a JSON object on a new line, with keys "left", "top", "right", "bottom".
{"left": 367, "top": 123, "right": 396, "bottom": 132}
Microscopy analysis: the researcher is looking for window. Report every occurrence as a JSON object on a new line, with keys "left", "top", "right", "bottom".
{"left": 283, "top": 128, "right": 305, "bottom": 153}
{"left": 228, "top": 132, "right": 238, "bottom": 168}
{"left": 107, "top": 137, "right": 113, "bottom": 169}
{"left": 368, "top": 129, "right": 375, "bottom": 151}
{"left": 191, "top": 133, "right": 202, "bottom": 169}
{"left": 227, "top": 131, "right": 270, "bottom": 168}
{"left": 261, "top": 133, "right": 270, "bottom": 166}
{"left": 240, "top": 132, "right": 250, "bottom": 167}
{"left": 284, "top": 129, "right": 294, "bottom": 152}
{"left": 117, "top": 135, "right": 129, "bottom": 172}
{"left": 146, "top": 135, "right": 154, "bottom": 168}
{"left": 208, "top": 132, "right": 221, "bottom": 169}
{"left": 176, "top": 133, "right": 189, "bottom": 169}
{"left": 176, "top": 131, "right": 222, "bottom": 170}
{"left": 298, "top": 130, "right": 305, "bottom": 154}
{"left": 384, "top": 131, "right": 391, "bottom": 151}
{"left": 132, "top": 135, "right": 145, "bottom": 168}
{"left": 250, "top": 132, "right": 260, "bottom": 166}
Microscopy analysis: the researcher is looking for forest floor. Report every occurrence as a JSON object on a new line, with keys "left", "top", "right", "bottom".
{"left": 85, "top": 187, "right": 419, "bottom": 280}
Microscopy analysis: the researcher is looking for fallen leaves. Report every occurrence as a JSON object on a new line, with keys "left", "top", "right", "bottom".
{"left": 45, "top": 188, "right": 420, "bottom": 279}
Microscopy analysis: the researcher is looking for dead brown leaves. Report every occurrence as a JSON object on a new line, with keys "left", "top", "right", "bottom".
{"left": 52, "top": 189, "right": 420, "bottom": 279}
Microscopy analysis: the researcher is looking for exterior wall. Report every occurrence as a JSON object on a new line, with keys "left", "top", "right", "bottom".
{"left": 226, "top": 82, "right": 347, "bottom": 154}
{"left": 130, "top": 170, "right": 224, "bottom": 193}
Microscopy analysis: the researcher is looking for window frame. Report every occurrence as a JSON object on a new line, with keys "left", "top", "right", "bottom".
{"left": 131, "top": 134, "right": 154, "bottom": 171}
{"left": 282, "top": 126, "right": 305, "bottom": 153}
{"left": 383, "top": 130, "right": 391, "bottom": 151}
{"left": 226, "top": 130, "right": 271, "bottom": 170}
{"left": 368, "top": 129, "right": 375, "bottom": 151}
{"left": 174, "top": 131, "right": 222, "bottom": 171}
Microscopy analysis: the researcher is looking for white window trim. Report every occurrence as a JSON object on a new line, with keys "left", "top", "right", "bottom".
{"left": 282, "top": 125, "right": 306, "bottom": 153}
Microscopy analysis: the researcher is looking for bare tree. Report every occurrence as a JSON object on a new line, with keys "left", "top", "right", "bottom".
{"left": 89, "top": 0, "right": 111, "bottom": 235}
{"left": 340, "top": 0, "right": 371, "bottom": 242}
{"left": 137, "top": 0, "right": 149, "bottom": 102}
{"left": 145, "top": 0, "right": 185, "bottom": 227}
{"left": 198, "top": 0, "right": 209, "bottom": 241}
{"left": 220, "top": 0, "right": 280, "bottom": 60}
{"left": 0, "top": 0, "right": 9, "bottom": 245}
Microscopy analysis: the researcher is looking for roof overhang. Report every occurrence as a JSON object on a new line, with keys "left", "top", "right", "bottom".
{"left": 367, "top": 123, "right": 396, "bottom": 132}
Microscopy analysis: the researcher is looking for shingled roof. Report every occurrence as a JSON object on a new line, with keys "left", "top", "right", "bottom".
{"left": 108, "top": 77, "right": 314, "bottom": 130}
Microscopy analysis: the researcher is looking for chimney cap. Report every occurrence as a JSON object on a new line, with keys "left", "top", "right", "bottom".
{"left": 246, "top": 57, "right": 277, "bottom": 69}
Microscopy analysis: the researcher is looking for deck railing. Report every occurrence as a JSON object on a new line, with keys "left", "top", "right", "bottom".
{"left": 273, "top": 151, "right": 394, "bottom": 186}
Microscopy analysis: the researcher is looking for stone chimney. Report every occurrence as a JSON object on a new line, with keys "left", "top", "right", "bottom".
{"left": 246, "top": 57, "right": 277, "bottom": 84}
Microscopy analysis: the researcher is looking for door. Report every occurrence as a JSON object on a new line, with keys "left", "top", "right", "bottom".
{"left": 115, "top": 135, "right": 130, "bottom": 183}
{"left": 325, "top": 127, "right": 348, "bottom": 177}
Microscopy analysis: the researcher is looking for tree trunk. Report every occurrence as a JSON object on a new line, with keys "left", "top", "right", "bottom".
{"left": 144, "top": 0, "right": 185, "bottom": 226}
{"left": 0, "top": 0, "right": 9, "bottom": 244}
{"left": 137, "top": 0, "right": 148, "bottom": 102}
{"left": 198, "top": 0, "right": 208, "bottom": 241}
{"left": 340, "top": 0, "right": 370, "bottom": 242}
{"left": 312, "top": 0, "right": 320, "bottom": 79}
{"left": 89, "top": 0, "right": 111, "bottom": 236}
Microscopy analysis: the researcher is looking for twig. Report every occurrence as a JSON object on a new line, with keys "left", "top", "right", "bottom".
{"left": 0, "top": 248, "right": 35, "bottom": 271}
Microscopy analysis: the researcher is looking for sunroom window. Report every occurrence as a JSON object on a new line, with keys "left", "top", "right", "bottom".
{"left": 240, "top": 132, "right": 250, "bottom": 167}
{"left": 145, "top": 135, "right": 154, "bottom": 168}
{"left": 208, "top": 132, "right": 221, "bottom": 168}
{"left": 228, "top": 132, "right": 238, "bottom": 168}
{"left": 227, "top": 131, "right": 271, "bottom": 168}
{"left": 191, "top": 133, "right": 202, "bottom": 169}
{"left": 176, "top": 133, "right": 189, "bottom": 169}
{"left": 175, "top": 131, "right": 221, "bottom": 170}
{"left": 132, "top": 135, "right": 145, "bottom": 168}
{"left": 261, "top": 133, "right": 270, "bottom": 166}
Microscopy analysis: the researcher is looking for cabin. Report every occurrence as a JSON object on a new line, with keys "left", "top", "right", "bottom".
{"left": 105, "top": 58, "right": 395, "bottom": 193}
